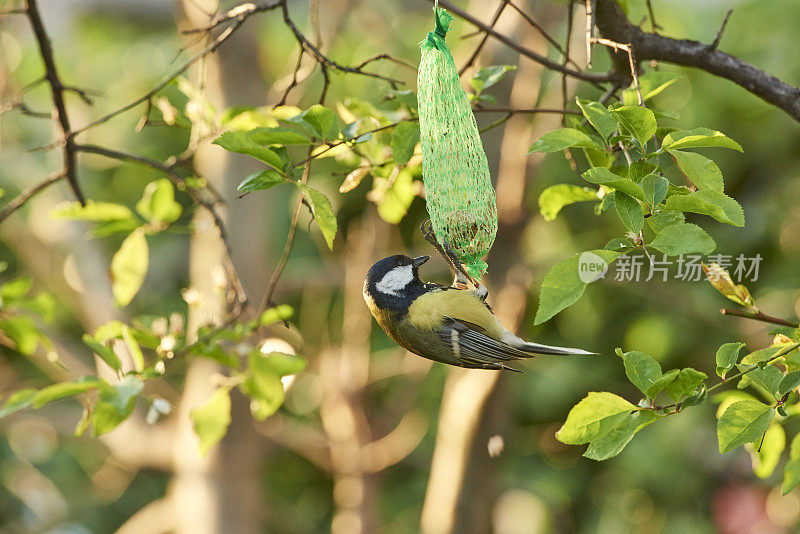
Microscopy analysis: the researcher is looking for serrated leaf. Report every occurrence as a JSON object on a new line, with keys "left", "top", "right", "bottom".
{"left": 527, "top": 128, "right": 604, "bottom": 153}
{"left": 0, "top": 389, "right": 37, "bottom": 419}
{"left": 645, "top": 369, "right": 680, "bottom": 398}
{"left": 743, "top": 364, "right": 783, "bottom": 399}
{"left": 664, "top": 190, "right": 745, "bottom": 226}
{"left": 110, "top": 228, "right": 149, "bottom": 307}
{"left": 779, "top": 371, "right": 800, "bottom": 395}
{"left": 296, "top": 184, "right": 337, "bottom": 249}
{"left": 649, "top": 222, "right": 716, "bottom": 255}
{"left": 241, "top": 350, "right": 286, "bottom": 421}
{"left": 582, "top": 410, "right": 660, "bottom": 460}
{"left": 610, "top": 106, "right": 657, "bottom": 147}
{"left": 31, "top": 377, "right": 100, "bottom": 408}
{"left": 135, "top": 179, "right": 181, "bottom": 225}
{"left": 716, "top": 342, "right": 745, "bottom": 378}
{"left": 556, "top": 391, "right": 636, "bottom": 444}
{"left": 622, "top": 350, "right": 662, "bottom": 398}
{"left": 286, "top": 104, "right": 339, "bottom": 140}
{"left": 237, "top": 170, "right": 287, "bottom": 193}
{"left": 191, "top": 387, "right": 231, "bottom": 455}
{"left": 92, "top": 376, "right": 143, "bottom": 436}
{"left": 582, "top": 167, "right": 645, "bottom": 201}
{"left": 640, "top": 174, "right": 669, "bottom": 206}
{"left": 669, "top": 150, "right": 724, "bottom": 192}
{"left": 717, "top": 400, "right": 774, "bottom": 453}
{"left": 576, "top": 98, "right": 617, "bottom": 142}
{"left": 615, "top": 192, "right": 644, "bottom": 233}
{"left": 249, "top": 127, "right": 312, "bottom": 145}
{"left": 647, "top": 210, "right": 685, "bottom": 232}
{"left": 534, "top": 250, "right": 621, "bottom": 324}
{"left": 665, "top": 368, "right": 707, "bottom": 400}
{"left": 213, "top": 130, "right": 285, "bottom": 169}
{"left": 538, "top": 184, "right": 598, "bottom": 221}
{"left": 390, "top": 121, "right": 420, "bottom": 166}
{"left": 662, "top": 128, "right": 743, "bottom": 152}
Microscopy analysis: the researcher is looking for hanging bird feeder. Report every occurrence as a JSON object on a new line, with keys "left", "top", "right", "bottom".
{"left": 417, "top": 6, "right": 497, "bottom": 279}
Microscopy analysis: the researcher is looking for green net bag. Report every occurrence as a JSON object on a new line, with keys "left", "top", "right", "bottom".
{"left": 418, "top": 7, "right": 497, "bottom": 279}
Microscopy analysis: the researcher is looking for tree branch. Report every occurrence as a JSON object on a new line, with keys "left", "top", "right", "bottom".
{"left": 594, "top": 0, "right": 800, "bottom": 121}
{"left": 24, "top": 0, "right": 85, "bottom": 204}
{"left": 720, "top": 308, "right": 800, "bottom": 329}
{"left": 0, "top": 171, "right": 65, "bottom": 224}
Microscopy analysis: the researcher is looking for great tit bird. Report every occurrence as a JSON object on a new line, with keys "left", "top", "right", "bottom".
{"left": 363, "top": 254, "right": 594, "bottom": 371}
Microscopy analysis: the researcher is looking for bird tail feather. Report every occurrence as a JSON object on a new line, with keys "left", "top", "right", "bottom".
{"left": 520, "top": 342, "right": 596, "bottom": 356}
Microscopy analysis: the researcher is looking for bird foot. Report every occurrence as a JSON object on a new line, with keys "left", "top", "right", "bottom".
{"left": 419, "top": 219, "right": 488, "bottom": 300}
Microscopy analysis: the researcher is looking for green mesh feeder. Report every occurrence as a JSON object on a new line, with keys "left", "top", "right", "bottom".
{"left": 418, "top": 7, "right": 497, "bottom": 279}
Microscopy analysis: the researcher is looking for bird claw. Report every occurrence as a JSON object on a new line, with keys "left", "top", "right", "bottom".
{"left": 419, "top": 219, "right": 488, "bottom": 299}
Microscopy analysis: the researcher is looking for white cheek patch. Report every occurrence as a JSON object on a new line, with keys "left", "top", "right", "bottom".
{"left": 376, "top": 265, "right": 414, "bottom": 296}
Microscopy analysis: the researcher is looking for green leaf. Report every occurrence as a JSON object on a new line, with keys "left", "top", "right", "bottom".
{"left": 582, "top": 167, "right": 645, "bottom": 201}
{"left": 645, "top": 369, "right": 680, "bottom": 398}
{"left": 662, "top": 128, "right": 743, "bottom": 152}
{"left": 783, "top": 433, "right": 800, "bottom": 494}
{"left": 213, "top": 130, "right": 285, "bottom": 169}
{"left": 0, "top": 315, "right": 41, "bottom": 355}
{"left": 538, "top": 184, "right": 598, "bottom": 221}
{"left": 377, "top": 168, "right": 416, "bottom": 225}
{"left": 717, "top": 400, "right": 774, "bottom": 453}
{"left": 582, "top": 410, "right": 660, "bottom": 460}
{"left": 470, "top": 65, "right": 517, "bottom": 94}
{"left": 716, "top": 342, "right": 745, "bottom": 378}
{"left": 260, "top": 304, "right": 294, "bottom": 326}
{"left": 576, "top": 98, "right": 617, "bottom": 142}
{"left": 647, "top": 210, "right": 685, "bottom": 232}
{"left": 110, "top": 228, "right": 149, "bottom": 307}
{"left": 390, "top": 121, "right": 420, "bottom": 166}
{"left": 527, "top": 128, "right": 604, "bottom": 153}
{"left": 534, "top": 250, "right": 620, "bottom": 324}
{"left": 628, "top": 161, "right": 659, "bottom": 182}
{"left": 665, "top": 368, "right": 708, "bottom": 400}
{"left": 296, "top": 184, "right": 337, "bottom": 249}
{"left": 622, "top": 71, "right": 680, "bottom": 105}
{"left": 640, "top": 174, "right": 669, "bottom": 206}
{"left": 614, "top": 192, "right": 644, "bottom": 233}
{"left": 663, "top": 190, "right": 745, "bottom": 226}
{"left": 669, "top": 150, "right": 724, "bottom": 192}
{"left": 0, "top": 389, "right": 37, "bottom": 418}
{"left": 82, "top": 333, "right": 122, "bottom": 372}
{"left": 621, "top": 350, "right": 662, "bottom": 398}
{"left": 135, "top": 179, "right": 182, "bottom": 224}
{"left": 649, "top": 222, "right": 716, "bottom": 255}
{"left": 237, "top": 170, "right": 287, "bottom": 193}
{"left": 286, "top": 104, "right": 339, "bottom": 140}
{"left": 32, "top": 377, "right": 100, "bottom": 408}
{"left": 1, "top": 277, "right": 32, "bottom": 302}
{"left": 249, "top": 127, "right": 312, "bottom": 145}
{"left": 92, "top": 376, "right": 143, "bottom": 435}
{"left": 556, "top": 391, "right": 636, "bottom": 444}
{"left": 122, "top": 325, "right": 145, "bottom": 372}
{"left": 191, "top": 387, "right": 232, "bottom": 456}
{"left": 51, "top": 200, "right": 136, "bottom": 222}
{"left": 742, "top": 364, "right": 783, "bottom": 399}
{"left": 751, "top": 424, "right": 785, "bottom": 479}
{"left": 241, "top": 350, "right": 286, "bottom": 420}
{"left": 779, "top": 371, "right": 800, "bottom": 395}
{"left": 610, "top": 106, "right": 657, "bottom": 147}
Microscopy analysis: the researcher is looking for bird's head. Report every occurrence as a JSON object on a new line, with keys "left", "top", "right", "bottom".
{"left": 363, "top": 254, "right": 429, "bottom": 310}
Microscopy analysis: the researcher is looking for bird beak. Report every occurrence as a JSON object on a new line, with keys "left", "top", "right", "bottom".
{"left": 412, "top": 255, "right": 430, "bottom": 268}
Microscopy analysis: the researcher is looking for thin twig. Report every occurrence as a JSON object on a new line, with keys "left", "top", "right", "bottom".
{"left": 721, "top": 308, "right": 799, "bottom": 329}
{"left": 0, "top": 171, "right": 65, "bottom": 223}
{"left": 25, "top": 0, "right": 85, "bottom": 204}
{"left": 458, "top": 0, "right": 509, "bottom": 76}
{"left": 645, "top": 0, "right": 661, "bottom": 32}
{"left": 585, "top": 0, "right": 593, "bottom": 68}
{"left": 507, "top": 0, "right": 579, "bottom": 68}
{"left": 710, "top": 9, "right": 733, "bottom": 50}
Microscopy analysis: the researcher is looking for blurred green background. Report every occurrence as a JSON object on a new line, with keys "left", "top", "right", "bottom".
{"left": 1, "top": 0, "right": 799, "bottom": 533}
